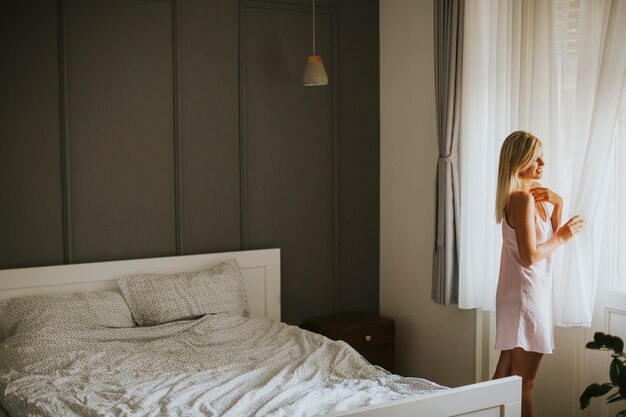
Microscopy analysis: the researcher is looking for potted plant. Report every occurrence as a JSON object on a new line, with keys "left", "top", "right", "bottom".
{"left": 580, "top": 332, "right": 625, "bottom": 417}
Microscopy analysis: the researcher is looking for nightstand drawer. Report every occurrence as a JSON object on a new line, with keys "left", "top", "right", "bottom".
{"left": 337, "top": 324, "right": 393, "bottom": 349}
{"left": 300, "top": 312, "right": 395, "bottom": 372}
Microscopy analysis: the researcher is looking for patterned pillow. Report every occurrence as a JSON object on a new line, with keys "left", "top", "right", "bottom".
{"left": 0, "top": 291, "right": 135, "bottom": 341}
{"left": 117, "top": 258, "right": 247, "bottom": 326}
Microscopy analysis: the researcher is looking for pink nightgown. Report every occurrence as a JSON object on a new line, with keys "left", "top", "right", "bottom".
{"left": 495, "top": 202, "right": 555, "bottom": 354}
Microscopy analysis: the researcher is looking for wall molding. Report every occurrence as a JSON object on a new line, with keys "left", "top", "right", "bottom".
{"left": 238, "top": 0, "right": 248, "bottom": 250}
{"left": 56, "top": 0, "right": 183, "bottom": 260}
{"left": 171, "top": 0, "right": 183, "bottom": 255}
{"left": 329, "top": 5, "right": 339, "bottom": 313}
{"left": 57, "top": 0, "right": 72, "bottom": 264}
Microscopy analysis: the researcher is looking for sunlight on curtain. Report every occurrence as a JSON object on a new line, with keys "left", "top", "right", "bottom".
{"left": 613, "top": 90, "right": 626, "bottom": 294}
{"left": 459, "top": 0, "right": 556, "bottom": 312}
{"left": 458, "top": 0, "right": 626, "bottom": 327}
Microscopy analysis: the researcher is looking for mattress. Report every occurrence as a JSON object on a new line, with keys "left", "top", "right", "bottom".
{"left": 0, "top": 314, "right": 445, "bottom": 416}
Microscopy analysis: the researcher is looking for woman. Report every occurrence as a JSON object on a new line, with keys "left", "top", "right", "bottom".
{"left": 492, "top": 131, "right": 584, "bottom": 417}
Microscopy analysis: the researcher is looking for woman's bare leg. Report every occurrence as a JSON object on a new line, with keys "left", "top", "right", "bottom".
{"left": 493, "top": 350, "right": 512, "bottom": 379}
{"left": 511, "top": 347, "right": 543, "bottom": 417}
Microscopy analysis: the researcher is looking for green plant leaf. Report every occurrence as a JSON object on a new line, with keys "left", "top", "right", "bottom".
{"left": 587, "top": 341, "right": 604, "bottom": 350}
{"left": 612, "top": 358, "right": 623, "bottom": 385}
{"left": 581, "top": 383, "right": 615, "bottom": 409}
{"left": 616, "top": 409, "right": 626, "bottom": 417}
{"left": 608, "top": 396, "right": 625, "bottom": 404}
{"left": 608, "top": 336, "right": 623, "bottom": 352}
{"left": 606, "top": 336, "right": 615, "bottom": 349}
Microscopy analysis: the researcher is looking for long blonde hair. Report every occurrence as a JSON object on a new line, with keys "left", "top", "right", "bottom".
{"left": 495, "top": 131, "right": 542, "bottom": 224}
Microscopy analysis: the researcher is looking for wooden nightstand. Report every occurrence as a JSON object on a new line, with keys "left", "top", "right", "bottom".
{"left": 301, "top": 312, "right": 395, "bottom": 372}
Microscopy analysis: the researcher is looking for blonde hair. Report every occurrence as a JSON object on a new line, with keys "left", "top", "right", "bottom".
{"left": 495, "top": 131, "right": 542, "bottom": 224}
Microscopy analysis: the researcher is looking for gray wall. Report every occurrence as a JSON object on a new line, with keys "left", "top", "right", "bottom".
{"left": 0, "top": 0, "right": 379, "bottom": 325}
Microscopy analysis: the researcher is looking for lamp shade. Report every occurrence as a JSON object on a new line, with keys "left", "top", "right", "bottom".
{"left": 302, "top": 55, "right": 328, "bottom": 86}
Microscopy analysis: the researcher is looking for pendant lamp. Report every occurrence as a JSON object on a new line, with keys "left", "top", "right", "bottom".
{"left": 302, "top": 0, "right": 328, "bottom": 86}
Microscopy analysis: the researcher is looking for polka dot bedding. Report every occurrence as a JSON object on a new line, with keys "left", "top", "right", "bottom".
{"left": 0, "top": 313, "right": 446, "bottom": 416}
{"left": 0, "top": 291, "right": 134, "bottom": 341}
{"left": 117, "top": 258, "right": 248, "bottom": 326}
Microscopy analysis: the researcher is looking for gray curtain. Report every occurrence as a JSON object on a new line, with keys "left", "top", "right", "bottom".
{"left": 432, "top": 0, "right": 463, "bottom": 305}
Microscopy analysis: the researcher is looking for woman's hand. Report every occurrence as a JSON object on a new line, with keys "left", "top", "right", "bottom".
{"left": 555, "top": 215, "right": 584, "bottom": 243}
{"left": 530, "top": 187, "right": 563, "bottom": 206}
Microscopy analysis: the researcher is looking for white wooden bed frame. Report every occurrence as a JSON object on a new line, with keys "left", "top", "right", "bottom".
{"left": 0, "top": 249, "right": 521, "bottom": 417}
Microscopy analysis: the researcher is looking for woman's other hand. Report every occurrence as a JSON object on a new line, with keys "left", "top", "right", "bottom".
{"left": 530, "top": 187, "right": 563, "bottom": 206}
{"left": 555, "top": 215, "right": 584, "bottom": 243}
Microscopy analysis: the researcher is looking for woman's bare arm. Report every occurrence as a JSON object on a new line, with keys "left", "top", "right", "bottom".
{"left": 530, "top": 184, "right": 563, "bottom": 233}
{"left": 508, "top": 191, "right": 582, "bottom": 267}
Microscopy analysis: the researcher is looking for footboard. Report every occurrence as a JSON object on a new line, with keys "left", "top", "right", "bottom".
{"left": 323, "top": 376, "right": 521, "bottom": 417}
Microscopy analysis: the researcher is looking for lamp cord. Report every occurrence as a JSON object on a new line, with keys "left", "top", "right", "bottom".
{"left": 312, "top": 0, "right": 316, "bottom": 55}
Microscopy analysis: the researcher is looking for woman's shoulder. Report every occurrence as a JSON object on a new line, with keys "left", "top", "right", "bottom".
{"left": 508, "top": 191, "right": 534, "bottom": 214}
{"left": 506, "top": 191, "right": 534, "bottom": 227}
{"left": 509, "top": 190, "right": 533, "bottom": 205}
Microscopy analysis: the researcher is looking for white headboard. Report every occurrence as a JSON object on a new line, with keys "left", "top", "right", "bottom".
{"left": 0, "top": 249, "right": 281, "bottom": 321}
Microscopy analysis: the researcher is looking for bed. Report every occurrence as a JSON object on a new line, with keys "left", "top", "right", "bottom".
{"left": 0, "top": 248, "right": 520, "bottom": 417}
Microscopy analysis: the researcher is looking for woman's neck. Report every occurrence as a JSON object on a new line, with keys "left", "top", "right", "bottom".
{"left": 519, "top": 179, "right": 533, "bottom": 192}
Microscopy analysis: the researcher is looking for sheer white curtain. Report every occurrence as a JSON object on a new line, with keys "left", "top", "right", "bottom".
{"left": 458, "top": 0, "right": 626, "bottom": 326}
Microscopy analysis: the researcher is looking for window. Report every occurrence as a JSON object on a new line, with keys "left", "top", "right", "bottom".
{"left": 459, "top": 0, "right": 625, "bottom": 325}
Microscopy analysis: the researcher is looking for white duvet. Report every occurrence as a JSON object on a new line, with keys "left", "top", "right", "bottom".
{"left": 0, "top": 314, "right": 445, "bottom": 416}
